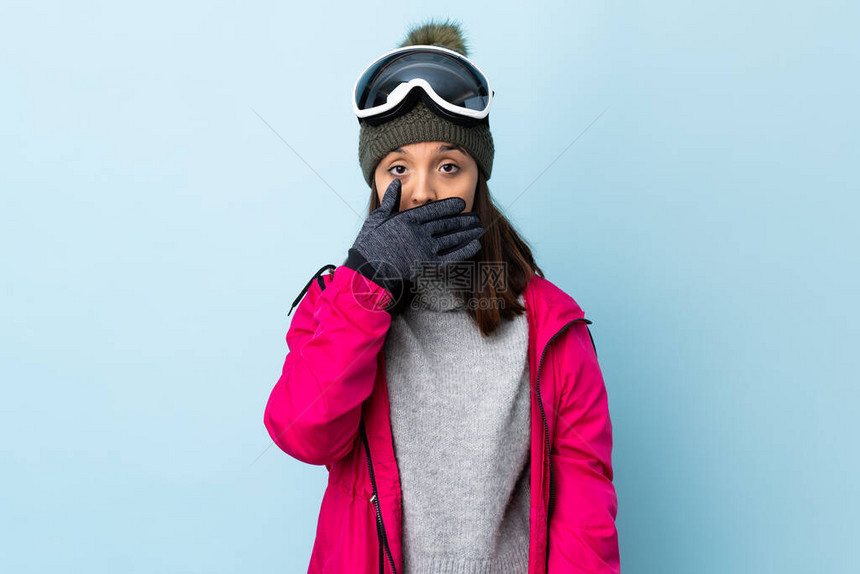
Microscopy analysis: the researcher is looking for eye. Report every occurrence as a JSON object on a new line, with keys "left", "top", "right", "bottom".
{"left": 440, "top": 163, "right": 460, "bottom": 174}
{"left": 388, "top": 165, "right": 406, "bottom": 175}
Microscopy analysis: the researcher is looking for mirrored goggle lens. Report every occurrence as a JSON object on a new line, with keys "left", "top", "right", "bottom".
{"left": 355, "top": 50, "right": 491, "bottom": 113}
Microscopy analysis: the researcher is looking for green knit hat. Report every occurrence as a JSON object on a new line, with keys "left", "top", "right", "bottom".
{"left": 357, "top": 20, "right": 495, "bottom": 187}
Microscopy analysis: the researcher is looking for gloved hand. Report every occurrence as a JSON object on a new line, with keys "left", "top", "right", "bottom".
{"left": 343, "top": 178, "right": 483, "bottom": 312}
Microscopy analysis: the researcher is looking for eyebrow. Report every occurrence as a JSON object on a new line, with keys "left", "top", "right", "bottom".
{"left": 392, "top": 144, "right": 465, "bottom": 155}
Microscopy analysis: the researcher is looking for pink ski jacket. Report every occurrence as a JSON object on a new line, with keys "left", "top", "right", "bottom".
{"left": 264, "top": 263, "right": 620, "bottom": 573}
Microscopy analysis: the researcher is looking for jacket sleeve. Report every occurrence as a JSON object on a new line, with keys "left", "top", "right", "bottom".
{"left": 548, "top": 321, "right": 620, "bottom": 573}
{"left": 263, "top": 265, "right": 393, "bottom": 466}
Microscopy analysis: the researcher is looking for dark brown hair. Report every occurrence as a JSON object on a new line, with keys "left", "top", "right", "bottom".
{"left": 368, "top": 169, "right": 545, "bottom": 337}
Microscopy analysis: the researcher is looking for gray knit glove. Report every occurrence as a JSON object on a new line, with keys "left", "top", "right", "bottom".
{"left": 343, "top": 178, "right": 483, "bottom": 310}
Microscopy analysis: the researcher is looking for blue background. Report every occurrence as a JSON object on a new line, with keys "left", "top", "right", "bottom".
{"left": 2, "top": 1, "right": 857, "bottom": 572}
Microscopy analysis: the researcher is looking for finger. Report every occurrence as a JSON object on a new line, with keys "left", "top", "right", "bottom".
{"left": 406, "top": 196, "right": 467, "bottom": 223}
{"left": 437, "top": 235, "right": 483, "bottom": 263}
{"left": 423, "top": 213, "right": 481, "bottom": 238}
{"left": 378, "top": 179, "right": 402, "bottom": 216}
{"left": 434, "top": 226, "right": 484, "bottom": 257}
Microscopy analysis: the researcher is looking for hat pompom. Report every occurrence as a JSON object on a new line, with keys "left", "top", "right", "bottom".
{"left": 398, "top": 18, "right": 470, "bottom": 57}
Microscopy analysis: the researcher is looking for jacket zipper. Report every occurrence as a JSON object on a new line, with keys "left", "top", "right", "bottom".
{"left": 359, "top": 418, "right": 397, "bottom": 574}
{"left": 536, "top": 317, "right": 592, "bottom": 569}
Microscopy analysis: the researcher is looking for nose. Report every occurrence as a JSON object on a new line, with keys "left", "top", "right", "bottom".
{"left": 404, "top": 170, "right": 436, "bottom": 207}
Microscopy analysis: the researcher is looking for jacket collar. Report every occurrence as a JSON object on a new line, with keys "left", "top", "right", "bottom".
{"left": 522, "top": 272, "right": 586, "bottom": 357}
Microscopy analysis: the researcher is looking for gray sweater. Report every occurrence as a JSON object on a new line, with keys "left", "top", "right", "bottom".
{"left": 383, "top": 272, "right": 531, "bottom": 573}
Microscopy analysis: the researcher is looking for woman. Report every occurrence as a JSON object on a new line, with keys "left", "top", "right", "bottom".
{"left": 264, "top": 20, "right": 619, "bottom": 573}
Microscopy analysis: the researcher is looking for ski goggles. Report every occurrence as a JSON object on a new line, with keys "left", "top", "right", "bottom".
{"left": 352, "top": 45, "right": 494, "bottom": 127}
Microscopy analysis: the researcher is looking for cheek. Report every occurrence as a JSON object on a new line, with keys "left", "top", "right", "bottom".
{"left": 374, "top": 174, "right": 388, "bottom": 204}
{"left": 373, "top": 170, "right": 387, "bottom": 200}
{"left": 465, "top": 177, "right": 478, "bottom": 211}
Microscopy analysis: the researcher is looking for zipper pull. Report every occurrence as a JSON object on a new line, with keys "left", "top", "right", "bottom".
{"left": 370, "top": 493, "right": 377, "bottom": 504}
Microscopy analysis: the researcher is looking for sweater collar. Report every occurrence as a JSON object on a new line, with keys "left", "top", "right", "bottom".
{"left": 407, "top": 270, "right": 467, "bottom": 312}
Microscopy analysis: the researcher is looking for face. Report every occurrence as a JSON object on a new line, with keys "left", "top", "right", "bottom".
{"left": 374, "top": 141, "right": 479, "bottom": 212}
